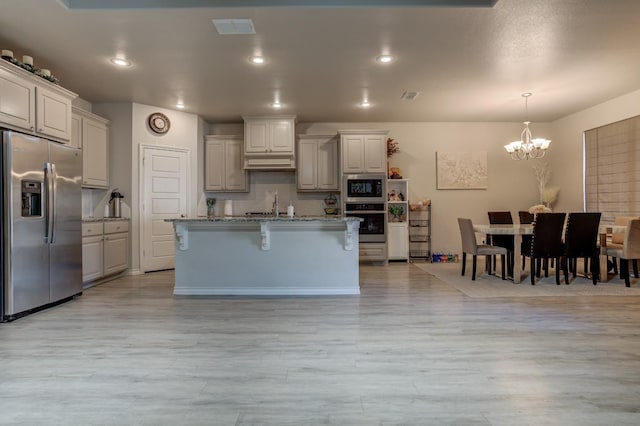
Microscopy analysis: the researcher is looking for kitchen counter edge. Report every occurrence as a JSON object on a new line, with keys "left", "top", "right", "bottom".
{"left": 166, "top": 216, "right": 362, "bottom": 223}
{"left": 82, "top": 217, "right": 131, "bottom": 223}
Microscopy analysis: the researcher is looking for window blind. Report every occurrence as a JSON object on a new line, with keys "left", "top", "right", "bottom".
{"left": 584, "top": 116, "right": 640, "bottom": 224}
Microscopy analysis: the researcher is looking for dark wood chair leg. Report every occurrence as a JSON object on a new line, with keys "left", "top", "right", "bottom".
{"left": 563, "top": 256, "right": 569, "bottom": 284}
{"left": 612, "top": 257, "right": 618, "bottom": 274}
{"left": 633, "top": 259, "right": 639, "bottom": 278}
{"left": 591, "top": 254, "right": 598, "bottom": 285}
{"left": 472, "top": 255, "right": 477, "bottom": 280}
{"left": 461, "top": 252, "right": 467, "bottom": 276}
{"left": 531, "top": 257, "right": 536, "bottom": 285}
{"left": 555, "top": 256, "right": 561, "bottom": 285}
{"left": 501, "top": 254, "right": 506, "bottom": 280}
{"left": 621, "top": 259, "right": 630, "bottom": 287}
{"left": 544, "top": 258, "right": 549, "bottom": 277}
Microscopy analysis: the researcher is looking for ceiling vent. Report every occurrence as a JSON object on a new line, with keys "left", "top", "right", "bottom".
{"left": 401, "top": 91, "right": 420, "bottom": 101}
{"left": 212, "top": 19, "right": 255, "bottom": 35}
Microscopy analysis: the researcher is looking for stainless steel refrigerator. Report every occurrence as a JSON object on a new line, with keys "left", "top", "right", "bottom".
{"left": 1, "top": 131, "right": 82, "bottom": 321}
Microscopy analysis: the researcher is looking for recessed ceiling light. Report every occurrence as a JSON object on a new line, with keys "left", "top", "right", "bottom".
{"left": 250, "top": 56, "right": 265, "bottom": 64}
{"left": 360, "top": 101, "right": 371, "bottom": 108}
{"left": 376, "top": 55, "right": 393, "bottom": 64}
{"left": 271, "top": 102, "right": 282, "bottom": 108}
{"left": 176, "top": 103, "right": 185, "bottom": 109}
{"left": 110, "top": 57, "right": 131, "bottom": 67}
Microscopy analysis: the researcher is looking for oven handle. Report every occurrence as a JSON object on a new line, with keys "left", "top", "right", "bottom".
{"left": 345, "top": 211, "right": 387, "bottom": 215}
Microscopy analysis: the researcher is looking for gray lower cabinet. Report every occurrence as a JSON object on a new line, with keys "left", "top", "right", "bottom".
{"left": 82, "top": 223, "right": 104, "bottom": 282}
{"left": 103, "top": 222, "right": 129, "bottom": 276}
{"left": 82, "top": 220, "right": 129, "bottom": 284}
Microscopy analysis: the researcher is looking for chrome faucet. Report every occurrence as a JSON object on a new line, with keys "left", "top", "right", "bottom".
{"left": 272, "top": 192, "right": 279, "bottom": 217}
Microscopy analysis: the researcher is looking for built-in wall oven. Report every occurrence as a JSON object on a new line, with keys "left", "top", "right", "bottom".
{"left": 343, "top": 174, "right": 387, "bottom": 244}
{"left": 344, "top": 203, "right": 386, "bottom": 243}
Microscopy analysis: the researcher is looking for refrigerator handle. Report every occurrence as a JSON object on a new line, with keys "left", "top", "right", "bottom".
{"left": 45, "top": 162, "right": 55, "bottom": 244}
{"left": 50, "top": 163, "right": 57, "bottom": 244}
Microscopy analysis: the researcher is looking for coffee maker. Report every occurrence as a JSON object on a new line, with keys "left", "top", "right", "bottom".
{"left": 109, "top": 190, "right": 124, "bottom": 218}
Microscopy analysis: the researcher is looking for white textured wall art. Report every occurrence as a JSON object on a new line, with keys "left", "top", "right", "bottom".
{"left": 436, "top": 151, "right": 488, "bottom": 189}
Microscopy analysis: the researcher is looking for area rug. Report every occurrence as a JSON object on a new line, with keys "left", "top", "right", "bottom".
{"left": 413, "top": 261, "right": 640, "bottom": 297}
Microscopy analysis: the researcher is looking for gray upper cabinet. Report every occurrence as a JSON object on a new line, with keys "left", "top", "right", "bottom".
{"left": 297, "top": 134, "right": 339, "bottom": 192}
{"left": 243, "top": 115, "right": 296, "bottom": 170}
{"left": 0, "top": 60, "right": 76, "bottom": 143}
{"left": 73, "top": 107, "right": 110, "bottom": 188}
{"left": 339, "top": 130, "right": 388, "bottom": 174}
{"left": 205, "top": 135, "right": 248, "bottom": 192}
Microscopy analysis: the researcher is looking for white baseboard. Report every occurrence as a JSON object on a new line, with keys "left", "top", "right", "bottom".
{"left": 173, "top": 286, "right": 360, "bottom": 296}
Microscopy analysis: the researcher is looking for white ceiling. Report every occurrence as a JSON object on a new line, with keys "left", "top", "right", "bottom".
{"left": 1, "top": 0, "right": 640, "bottom": 124}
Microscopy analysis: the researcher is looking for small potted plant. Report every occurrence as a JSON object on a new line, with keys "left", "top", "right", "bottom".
{"left": 388, "top": 205, "right": 403, "bottom": 222}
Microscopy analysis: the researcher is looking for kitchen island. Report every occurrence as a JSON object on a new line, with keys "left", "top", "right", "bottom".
{"left": 166, "top": 216, "right": 362, "bottom": 295}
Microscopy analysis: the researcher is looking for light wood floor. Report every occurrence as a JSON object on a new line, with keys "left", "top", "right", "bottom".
{"left": 2, "top": 263, "right": 640, "bottom": 425}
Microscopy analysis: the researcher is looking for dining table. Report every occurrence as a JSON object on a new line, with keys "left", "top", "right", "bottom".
{"left": 475, "top": 223, "right": 627, "bottom": 284}
{"left": 473, "top": 224, "right": 533, "bottom": 284}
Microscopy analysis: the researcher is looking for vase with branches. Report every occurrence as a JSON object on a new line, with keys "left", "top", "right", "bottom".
{"left": 533, "top": 162, "right": 559, "bottom": 209}
{"left": 386, "top": 137, "right": 399, "bottom": 178}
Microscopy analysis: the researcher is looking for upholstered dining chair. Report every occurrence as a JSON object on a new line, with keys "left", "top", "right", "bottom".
{"left": 487, "top": 211, "right": 514, "bottom": 276}
{"left": 458, "top": 218, "right": 507, "bottom": 281}
{"left": 604, "top": 218, "right": 640, "bottom": 287}
{"left": 608, "top": 216, "right": 639, "bottom": 276}
{"left": 562, "top": 212, "right": 601, "bottom": 285}
{"left": 529, "top": 213, "right": 566, "bottom": 285}
{"left": 518, "top": 211, "right": 535, "bottom": 270}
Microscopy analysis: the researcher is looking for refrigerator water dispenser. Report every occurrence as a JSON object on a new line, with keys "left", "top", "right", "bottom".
{"left": 21, "top": 180, "right": 42, "bottom": 217}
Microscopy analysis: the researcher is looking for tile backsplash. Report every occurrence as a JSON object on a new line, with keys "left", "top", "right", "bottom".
{"left": 82, "top": 188, "right": 131, "bottom": 218}
{"left": 83, "top": 171, "right": 338, "bottom": 219}
{"left": 200, "top": 171, "right": 338, "bottom": 217}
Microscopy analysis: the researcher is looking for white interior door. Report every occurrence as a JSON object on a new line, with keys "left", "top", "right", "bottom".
{"left": 141, "top": 146, "right": 189, "bottom": 272}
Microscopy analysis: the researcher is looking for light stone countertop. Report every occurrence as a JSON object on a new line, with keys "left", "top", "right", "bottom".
{"left": 82, "top": 217, "right": 131, "bottom": 223}
{"left": 166, "top": 216, "right": 362, "bottom": 223}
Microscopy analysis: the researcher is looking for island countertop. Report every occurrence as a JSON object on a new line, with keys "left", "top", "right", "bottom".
{"left": 166, "top": 216, "right": 362, "bottom": 223}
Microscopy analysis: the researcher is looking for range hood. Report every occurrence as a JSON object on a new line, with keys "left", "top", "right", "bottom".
{"left": 243, "top": 115, "right": 296, "bottom": 170}
{"left": 244, "top": 154, "right": 295, "bottom": 170}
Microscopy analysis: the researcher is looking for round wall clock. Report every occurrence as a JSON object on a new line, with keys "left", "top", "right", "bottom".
{"left": 148, "top": 112, "right": 170, "bottom": 134}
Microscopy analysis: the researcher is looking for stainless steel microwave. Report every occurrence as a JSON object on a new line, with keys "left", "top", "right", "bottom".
{"left": 343, "top": 174, "right": 386, "bottom": 202}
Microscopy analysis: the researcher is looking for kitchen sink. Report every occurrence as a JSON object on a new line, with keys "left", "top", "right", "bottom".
{"left": 245, "top": 212, "right": 286, "bottom": 217}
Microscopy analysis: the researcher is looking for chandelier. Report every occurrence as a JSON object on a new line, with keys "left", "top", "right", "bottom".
{"left": 504, "top": 93, "right": 551, "bottom": 160}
